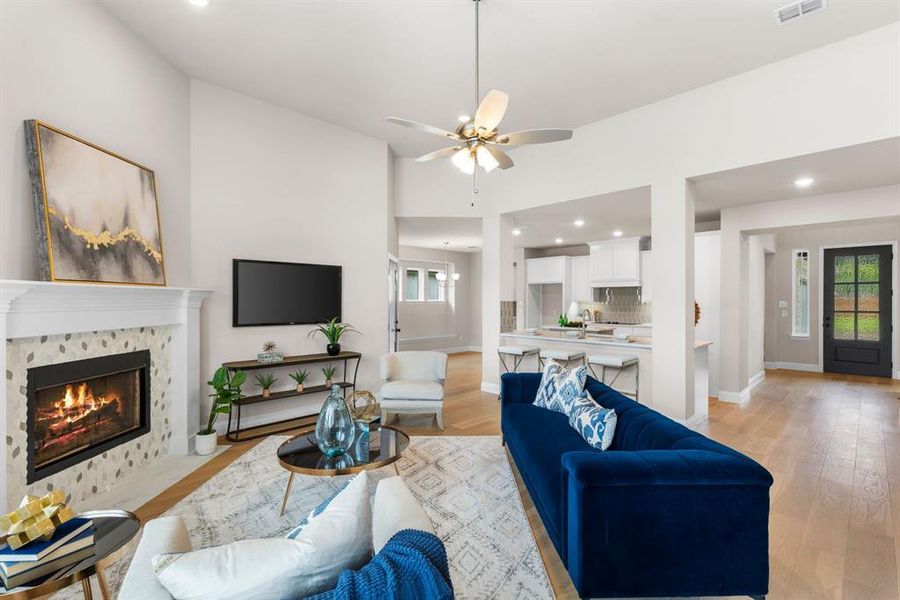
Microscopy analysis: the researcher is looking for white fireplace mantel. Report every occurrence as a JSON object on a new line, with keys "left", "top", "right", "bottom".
{"left": 0, "top": 280, "right": 213, "bottom": 509}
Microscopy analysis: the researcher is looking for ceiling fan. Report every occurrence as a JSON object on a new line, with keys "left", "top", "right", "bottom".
{"left": 386, "top": 0, "right": 572, "bottom": 176}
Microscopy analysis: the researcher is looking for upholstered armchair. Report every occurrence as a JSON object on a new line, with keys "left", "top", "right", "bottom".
{"left": 379, "top": 352, "right": 448, "bottom": 430}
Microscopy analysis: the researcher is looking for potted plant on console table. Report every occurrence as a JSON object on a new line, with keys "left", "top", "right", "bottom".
{"left": 198, "top": 367, "right": 246, "bottom": 456}
{"left": 255, "top": 373, "right": 277, "bottom": 399}
{"left": 308, "top": 317, "right": 358, "bottom": 356}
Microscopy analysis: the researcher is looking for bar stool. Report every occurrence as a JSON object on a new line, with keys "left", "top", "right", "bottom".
{"left": 498, "top": 345, "right": 541, "bottom": 373}
{"left": 538, "top": 349, "right": 586, "bottom": 370}
{"left": 587, "top": 354, "right": 639, "bottom": 400}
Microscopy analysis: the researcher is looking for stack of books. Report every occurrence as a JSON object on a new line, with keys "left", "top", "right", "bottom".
{"left": 0, "top": 517, "right": 95, "bottom": 589}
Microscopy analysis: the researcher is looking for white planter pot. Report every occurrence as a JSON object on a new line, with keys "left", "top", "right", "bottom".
{"left": 195, "top": 432, "right": 218, "bottom": 456}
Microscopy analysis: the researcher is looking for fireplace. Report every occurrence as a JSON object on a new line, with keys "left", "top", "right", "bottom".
{"left": 26, "top": 350, "right": 151, "bottom": 484}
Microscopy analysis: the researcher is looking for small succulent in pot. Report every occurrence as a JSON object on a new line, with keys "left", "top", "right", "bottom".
{"left": 308, "top": 318, "right": 358, "bottom": 356}
{"left": 289, "top": 369, "right": 310, "bottom": 392}
{"left": 255, "top": 373, "right": 277, "bottom": 398}
{"left": 257, "top": 340, "right": 284, "bottom": 364}
{"left": 322, "top": 364, "right": 337, "bottom": 387}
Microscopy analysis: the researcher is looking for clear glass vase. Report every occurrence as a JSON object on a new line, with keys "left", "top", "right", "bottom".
{"left": 315, "top": 385, "right": 355, "bottom": 457}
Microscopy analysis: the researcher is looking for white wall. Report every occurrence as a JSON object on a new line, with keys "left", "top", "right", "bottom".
{"left": 694, "top": 231, "right": 721, "bottom": 397}
{"left": 0, "top": 1, "right": 192, "bottom": 286}
{"left": 397, "top": 245, "right": 476, "bottom": 352}
{"left": 397, "top": 24, "right": 900, "bottom": 419}
{"left": 748, "top": 234, "right": 775, "bottom": 383}
{"left": 190, "top": 81, "right": 391, "bottom": 431}
{"left": 469, "top": 251, "right": 483, "bottom": 348}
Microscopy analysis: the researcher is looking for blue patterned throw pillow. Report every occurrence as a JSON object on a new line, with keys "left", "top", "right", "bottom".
{"left": 566, "top": 390, "right": 617, "bottom": 450}
{"left": 533, "top": 360, "right": 587, "bottom": 414}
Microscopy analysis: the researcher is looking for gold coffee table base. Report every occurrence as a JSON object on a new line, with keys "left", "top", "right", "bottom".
{"left": 276, "top": 426, "right": 410, "bottom": 516}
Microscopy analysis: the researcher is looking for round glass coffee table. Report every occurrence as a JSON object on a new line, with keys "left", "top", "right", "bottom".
{"left": 277, "top": 425, "right": 410, "bottom": 515}
{"left": 0, "top": 509, "right": 139, "bottom": 599}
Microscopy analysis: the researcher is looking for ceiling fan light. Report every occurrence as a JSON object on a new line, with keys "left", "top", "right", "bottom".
{"left": 476, "top": 145, "right": 499, "bottom": 173}
{"left": 451, "top": 148, "right": 475, "bottom": 174}
{"left": 435, "top": 272, "right": 447, "bottom": 282}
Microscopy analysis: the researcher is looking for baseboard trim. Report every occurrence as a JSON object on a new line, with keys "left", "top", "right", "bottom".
{"left": 763, "top": 361, "right": 778, "bottom": 370}
{"left": 895, "top": 370, "right": 900, "bottom": 380}
{"left": 717, "top": 388, "right": 750, "bottom": 404}
{"left": 481, "top": 382, "right": 500, "bottom": 395}
{"left": 442, "top": 346, "right": 482, "bottom": 354}
{"left": 749, "top": 370, "right": 766, "bottom": 390}
{"left": 674, "top": 413, "right": 708, "bottom": 427}
{"left": 774, "top": 361, "right": 822, "bottom": 373}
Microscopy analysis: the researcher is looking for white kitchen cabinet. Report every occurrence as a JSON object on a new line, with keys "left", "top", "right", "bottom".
{"left": 640, "top": 250, "right": 652, "bottom": 303}
{"left": 588, "top": 243, "right": 615, "bottom": 282}
{"left": 526, "top": 257, "right": 568, "bottom": 284}
{"left": 569, "top": 256, "right": 592, "bottom": 302}
{"left": 588, "top": 237, "right": 647, "bottom": 287}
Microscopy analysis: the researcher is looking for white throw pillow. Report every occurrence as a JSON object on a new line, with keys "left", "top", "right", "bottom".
{"left": 372, "top": 476, "right": 435, "bottom": 553}
{"left": 533, "top": 360, "right": 587, "bottom": 414}
{"left": 153, "top": 471, "right": 372, "bottom": 600}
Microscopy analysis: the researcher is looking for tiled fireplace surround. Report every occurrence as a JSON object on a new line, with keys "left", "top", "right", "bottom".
{"left": 0, "top": 281, "right": 211, "bottom": 510}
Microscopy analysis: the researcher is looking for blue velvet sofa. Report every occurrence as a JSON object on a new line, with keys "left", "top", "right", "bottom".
{"left": 501, "top": 372, "right": 772, "bottom": 599}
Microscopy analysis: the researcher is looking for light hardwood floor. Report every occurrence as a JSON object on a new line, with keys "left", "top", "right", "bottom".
{"left": 137, "top": 352, "right": 900, "bottom": 600}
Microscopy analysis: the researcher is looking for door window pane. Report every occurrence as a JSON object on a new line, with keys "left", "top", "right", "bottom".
{"left": 857, "top": 255, "right": 879, "bottom": 282}
{"left": 857, "top": 313, "right": 880, "bottom": 341}
{"left": 834, "top": 255, "right": 855, "bottom": 283}
{"left": 404, "top": 269, "right": 420, "bottom": 301}
{"left": 833, "top": 284, "right": 855, "bottom": 311}
{"left": 857, "top": 283, "right": 879, "bottom": 312}
{"left": 833, "top": 312, "right": 855, "bottom": 340}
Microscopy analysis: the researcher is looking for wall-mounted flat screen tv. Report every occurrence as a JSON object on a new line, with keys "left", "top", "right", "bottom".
{"left": 233, "top": 259, "right": 342, "bottom": 327}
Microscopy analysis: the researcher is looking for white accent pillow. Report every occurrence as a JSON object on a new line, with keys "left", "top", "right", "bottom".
{"left": 153, "top": 471, "right": 372, "bottom": 600}
{"left": 533, "top": 360, "right": 587, "bottom": 414}
{"left": 372, "top": 476, "right": 435, "bottom": 553}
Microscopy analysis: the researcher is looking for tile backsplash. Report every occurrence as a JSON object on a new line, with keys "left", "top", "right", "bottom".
{"left": 500, "top": 301, "right": 516, "bottom": 333}
{"left": 579, "top": 287, "right": 651, "bottom": 324}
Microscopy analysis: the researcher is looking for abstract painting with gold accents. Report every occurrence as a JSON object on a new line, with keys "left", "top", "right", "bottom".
{"left": 24, "top": 120, "right": 166, "bottom": 285}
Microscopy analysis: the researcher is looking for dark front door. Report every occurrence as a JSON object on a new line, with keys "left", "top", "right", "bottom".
{"left": 823, "top": 245, "right": 893, "bottom": 377}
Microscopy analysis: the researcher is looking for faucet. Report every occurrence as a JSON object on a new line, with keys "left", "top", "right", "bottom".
{"left": 581, "top": 309, "right": 592, "bottom": 337}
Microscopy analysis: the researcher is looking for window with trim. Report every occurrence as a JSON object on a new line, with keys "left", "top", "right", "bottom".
{"left": 792, "top": 249, "right": 809, "bottom": 337}
{"left": 402, "top": 267, "right": 446, "bottom": 302}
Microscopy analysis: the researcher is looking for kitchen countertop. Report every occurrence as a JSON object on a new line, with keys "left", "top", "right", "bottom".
{"left": 503, "top": 330, "right": 712, "bottom": 350}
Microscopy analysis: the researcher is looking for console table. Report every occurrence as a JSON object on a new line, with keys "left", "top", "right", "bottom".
{"left": 222, "top": 351, "right": 361, "bottom": 442}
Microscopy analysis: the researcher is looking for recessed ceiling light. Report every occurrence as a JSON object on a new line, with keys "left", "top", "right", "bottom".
{"left": 188, "top": 0, "right": 210, "bottom": 5}
{"left": 612, "top": 230, "right": 623, "bottom": 237}
{"left": 555, "top": 238, "right": 564, "bottom": 244}
{"left": 458, "top": 115, "right": 471, "bottom": 123}
{"left": 512, "top": 228, "right": 522, "bottom": 236}
{"left": 794, "top": 177, "right": 814, "bottom": 188}
{"left": 573, "top": 219, "right": 585, "bottom": 227}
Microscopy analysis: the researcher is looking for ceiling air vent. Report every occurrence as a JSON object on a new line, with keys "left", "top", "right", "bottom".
{"left": 776, "top": 0, "right": 826, "bottom": 24}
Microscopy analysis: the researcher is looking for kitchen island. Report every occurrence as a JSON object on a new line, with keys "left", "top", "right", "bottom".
{"left": 501, "top": 330, "right": 712, "bottom": 420}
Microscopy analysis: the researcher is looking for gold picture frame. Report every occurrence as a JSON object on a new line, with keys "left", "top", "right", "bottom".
{"left": 24, "top": 120, "right": 167, "bottom": 286}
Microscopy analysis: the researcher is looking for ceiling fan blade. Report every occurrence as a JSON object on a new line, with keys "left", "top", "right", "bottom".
{"left": 495, "top": 129, "right": 573, "bottom": 146}
{"left": 484, "top": 145, "right": 514, "bottom": 170}
{"left": 474, "top": 89, "right": 509, "bottom": 132}
{"left": 416, "top": 146, "right": 463, "bottom": 162}
{"left": 386, "top": 117, "right": 461, "bottom": 140}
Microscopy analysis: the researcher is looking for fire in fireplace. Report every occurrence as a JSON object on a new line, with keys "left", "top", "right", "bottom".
{"left": 26, "top": 350, "right": 151, "bottom": 483}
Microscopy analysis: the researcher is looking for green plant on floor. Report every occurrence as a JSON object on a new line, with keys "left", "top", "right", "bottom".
{"left": 322, "top": 364, "right": 337, "bottom": 384}
{"left": 289, "top": 369, "right": 310, "bottom": 385}
{"left": 201, "top": 367, "right": 245, "bottom": 436}
{"left": 308, "top": 317, "right": 359, "bottom": 344}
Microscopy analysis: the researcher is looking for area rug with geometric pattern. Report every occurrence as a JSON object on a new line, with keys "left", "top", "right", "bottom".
{"left": 52, "top": 435, "right": 553, "bottom": 599}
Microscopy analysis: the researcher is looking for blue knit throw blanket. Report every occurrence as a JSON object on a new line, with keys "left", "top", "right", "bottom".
{"left": 308, "top": 529, "right": 453, "bottom": 600}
